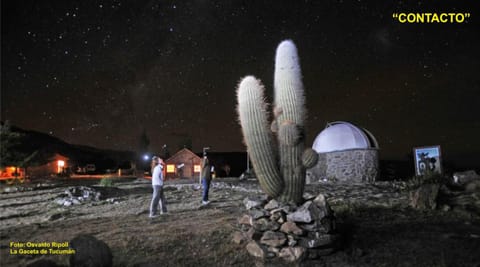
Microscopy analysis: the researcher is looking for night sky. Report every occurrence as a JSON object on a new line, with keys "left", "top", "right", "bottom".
{"left": 2, "top": 1, "right": 479, "bottom": 166}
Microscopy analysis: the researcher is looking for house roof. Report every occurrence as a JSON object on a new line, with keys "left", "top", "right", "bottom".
{"left": 165, "top": 148, "right": 201, "bottom": 163}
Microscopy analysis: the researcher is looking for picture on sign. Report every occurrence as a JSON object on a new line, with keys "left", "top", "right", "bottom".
{"left": 413, "top": 146, "right": 442, "bottom": 176}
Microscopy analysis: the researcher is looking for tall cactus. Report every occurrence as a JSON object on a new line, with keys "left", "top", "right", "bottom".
{"left": 237, "top": 40, "right": 318, "bottom": 205}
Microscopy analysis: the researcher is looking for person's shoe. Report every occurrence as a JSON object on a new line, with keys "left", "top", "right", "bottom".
{"left": 160, "top": 211, "right": 168, "bottom": 215}
{"left": 149, "top": 214, "right": 159, "bottom": 218}
{"left": 202, "top": 200, "right": 210, "bottom": 205}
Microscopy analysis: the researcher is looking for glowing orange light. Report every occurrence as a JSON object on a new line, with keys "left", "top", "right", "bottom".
{"left": 166, "top": 164, "right": 175, "bottom": 173}
{"left": 57, "top": 160, "right": 65, "bottom": 173}
{"left": 194, "top": 165, "right": 201, "bottom": 173}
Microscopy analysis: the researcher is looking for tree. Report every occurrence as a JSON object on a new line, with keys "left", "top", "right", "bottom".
{"left": 0, "top": 121, "right": 39, "bottom": 181}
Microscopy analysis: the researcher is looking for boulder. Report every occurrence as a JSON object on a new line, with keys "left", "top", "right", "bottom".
{"left": 453, "top": 170, "right": 480, "bottom": 185}
{"left": 69, "top": 234, "right": 112, "bottom": 267}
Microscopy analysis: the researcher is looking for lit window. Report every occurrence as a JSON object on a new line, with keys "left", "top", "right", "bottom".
{"left": 57, "top": 160, "right": 65, "bottom": 173}
{"left": 166, "top": 164, "right": 176, "bottom": 173}
{"left": 194, "top": 165, "right": 201, "bottom": 173}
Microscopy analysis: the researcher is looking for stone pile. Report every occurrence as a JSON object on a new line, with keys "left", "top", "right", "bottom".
{"left": 233, "top": 193, "right": 340, "bottom": 263}
{"left": 54, "top": 186, "right": 101, "bottom": 206}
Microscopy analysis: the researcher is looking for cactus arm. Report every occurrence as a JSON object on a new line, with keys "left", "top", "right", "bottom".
{"left": 302, "top": 148, "right": 319, "bottom": 169}
{"left": 237, "top": 76, "right": 284, "bottom": 197}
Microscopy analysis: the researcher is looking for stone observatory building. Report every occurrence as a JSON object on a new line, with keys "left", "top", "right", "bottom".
{"left": 306, "top": 121, "right": 379, "bottom": 183}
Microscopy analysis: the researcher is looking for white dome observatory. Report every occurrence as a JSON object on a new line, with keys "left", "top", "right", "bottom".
{"left": 312, "top": 121, "right": 379, "bottom": 153}
{"left": 307, "top": 121, "right": 379, "bottom": 183}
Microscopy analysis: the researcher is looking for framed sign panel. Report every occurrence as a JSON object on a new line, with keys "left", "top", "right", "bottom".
{"left": 413, "top": 146, "right": 442, "bottom": 176}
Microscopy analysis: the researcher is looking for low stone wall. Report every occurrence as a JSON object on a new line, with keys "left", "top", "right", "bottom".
{"left": 306, "top": 149, "right": 379, "bottom": 183}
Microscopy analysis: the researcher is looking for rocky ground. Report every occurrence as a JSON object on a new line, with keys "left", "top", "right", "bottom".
{"left": 1, "top": 177, "right": 480, "bottom": 267}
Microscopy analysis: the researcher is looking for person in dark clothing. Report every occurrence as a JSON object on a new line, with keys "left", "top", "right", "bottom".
{"left": 201, "top": 154, "right": 212, "bottom": 205}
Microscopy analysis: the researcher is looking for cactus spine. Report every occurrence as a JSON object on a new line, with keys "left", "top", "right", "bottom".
{"left": 237, "top": 40, "right": 317, "bottom": 205}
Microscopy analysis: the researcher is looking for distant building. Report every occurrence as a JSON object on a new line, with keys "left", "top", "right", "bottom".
{"left": 307, "top": 121, "right": 379, "bottom": 183}
{"left": 164, "top": 148, "right": 202, "bottom": 179}
{"left": 0, "top": 166, "right": 25, "bottom": 179}
{"left": 28, "top": 153, "right": 70, "bottom": 177}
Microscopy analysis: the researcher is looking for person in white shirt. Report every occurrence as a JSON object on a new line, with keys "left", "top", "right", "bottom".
{"left": 149, "top": 156, "right": 167, "bottom": 217}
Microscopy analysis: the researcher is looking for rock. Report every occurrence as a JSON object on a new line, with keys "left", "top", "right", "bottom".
{"left": 55, "top": 198, "right": 66, "bottom": 205}
{"left": 299, "top": 233, "right": 338, "bottom": 248}
{"left": 267, "top": 246, "right": 280, "bottom": 257}
{"left": 287, "top": 201, "right": 326, "bottom": 223}
{"left": 279, "top": 246, "right": 306, "bottom": 262}
{"left": 232, "top": 231, "right": 247, "bottom": 245}
{"left": 264, "top": 199, "right": 280, "bottom": 210}
{"left": 269, "top": 210, "right": 286, "bottom": 224}
{"left": 313, "top": 193, "right": 333, "bottom": 217}
{"left": 453, "top": 170, "right": 480, "bottom": 185}
{"left": 302, "top": 192, "right": 316, "bottom": 201}
{"left": 299, "top": 217, "right": 335, "bottom": 233}
{"left": 270, "top": 204, "right": 295, "bottom": 214}
{"left": 246, "top": 227, "right": 263, "bottom": 241}
{"left": 253, "top": 218, "right": 280, "bottom": 232}
{"left": 260, "top": 231, "right": 287, "bottom": 247}
{"left": 244, "top": 196, "right": 265, "bottom": 210}
{"left": 287, "top": 235, "right": 298, "bottom": 246}
{"left": 465, "top": 180, "right": 480, "bottom": 192}
{"left": 410, "top": 183, "right": 440, "bottom": 210}
{"left": 238, "top": 214, "right": 253, "bottom": 226}
{"left": 280, "top": 221, "right": 304, "bottom": 236}
{"left": 249, "top": 209, "right": 270, "bottom": 220}
{"left": 70, "top": 234, "right": 112, "bottom": 267}
{"left": 246, "top": 241, "right": 267, "bottom": 259}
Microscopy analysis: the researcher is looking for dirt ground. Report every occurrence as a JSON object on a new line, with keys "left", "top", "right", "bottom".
{"left": 1, "top": 177, "right": 480, "bottom": 267}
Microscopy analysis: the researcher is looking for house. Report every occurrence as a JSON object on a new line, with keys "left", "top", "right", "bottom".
{"left": 164, "top": 148, "right": 202, "bottom": 179}
{"left": 28, "top": 153, "right": 70, "bottom": 178}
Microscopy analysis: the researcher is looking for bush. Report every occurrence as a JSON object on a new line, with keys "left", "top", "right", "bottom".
{"left": 99, "top": 178, "right": 114, "bottom": 187}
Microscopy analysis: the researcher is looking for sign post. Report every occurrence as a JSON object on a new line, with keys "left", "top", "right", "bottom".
{"left": 413, "top": 145, "right": 442, "bottom": 176}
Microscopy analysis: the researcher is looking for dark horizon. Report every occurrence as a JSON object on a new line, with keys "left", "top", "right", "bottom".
{"left": 2, "top": 1, "right": 479, "bottom": 166}
{"left": 4, "top": 121, "right": 479, "bottom": 174}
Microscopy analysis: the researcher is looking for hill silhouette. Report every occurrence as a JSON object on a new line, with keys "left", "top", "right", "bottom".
{"left": 2, "top": 122, "right": 136, "bottom": 171}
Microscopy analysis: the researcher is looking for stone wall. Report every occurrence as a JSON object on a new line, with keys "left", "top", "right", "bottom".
{"left": 306, "top": 149, "right": 379, "bottom": 183}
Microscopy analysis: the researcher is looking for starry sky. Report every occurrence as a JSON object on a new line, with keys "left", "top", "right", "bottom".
{"left": 1, "top": 0, "right": 479, "bottom": 166}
